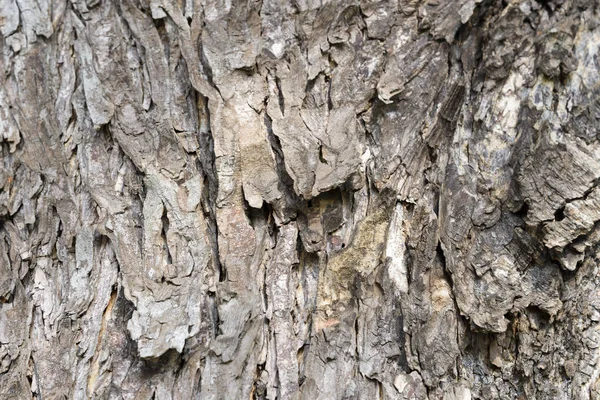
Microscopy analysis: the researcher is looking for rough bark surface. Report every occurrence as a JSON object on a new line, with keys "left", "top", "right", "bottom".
{"left": 2, "top": 0, "right": 600, "bottom": 399}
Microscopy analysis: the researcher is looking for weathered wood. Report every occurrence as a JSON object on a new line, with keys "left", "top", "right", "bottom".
{"left": 1, "top": 0, "right": 600, "bottom": 399}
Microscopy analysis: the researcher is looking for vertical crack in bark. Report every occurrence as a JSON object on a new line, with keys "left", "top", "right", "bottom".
{"left": 160, "top": 205, "right": 172, "bottom": 266}
{"left": 87, "top": 288, "right": 117, "bottom": 396}
{"left": 196, "top": 94, "right": 224, "bottom": 282}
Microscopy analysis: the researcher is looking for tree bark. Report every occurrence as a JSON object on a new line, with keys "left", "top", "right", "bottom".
{"left": 1, "top": 0, "right": 600, "bottom": 398}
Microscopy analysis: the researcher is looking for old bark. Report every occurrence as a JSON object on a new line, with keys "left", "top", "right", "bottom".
{"left": 1, "top": 0, "right": 600, "bottom": 398}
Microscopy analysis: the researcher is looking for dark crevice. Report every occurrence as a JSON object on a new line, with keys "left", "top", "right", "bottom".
{"left": 197, "top": 42, "right": 216, "bottom": 90}
{"left": 326, "top": 75, "right": 333, "bottom": 111}
{"left": 113, "top": 287, "right": 138, "bottom": 359}
{"left": 318, "top": 144, "right": 328, "bottom": 165}
{"left": 266, "top": 203, "right": 279, "bottom": 240}
{"left": 196, "top": 94, "right": 224, "bottom": 283}
{"left": 453, "top": 0, "right": 496, "bottom": 43}
{"left": 275, "top": 76, "right": 285, "bottom": 116}
{"left": 241, "top": 186, "right": 256, "bottom": 228}
{"left": 436, "top": 241, "right": 448, "bottom": 271}
{"left": 535, "top": 0, "right": 557, "bottom": 15}
{"left": 394, "top": 313, "right": 409, "bottom": 371}
{"left": 160, "top": 205, "right": 172, "bottom": 265}
{"left": 264, "top": 111, "right": 302, "bottom": 213}
{"left": 208, "top": 292, "right": 222, "bottom": 337}
{"left": 514, "top": 201, "right": 529, "bottom": 220}
{"left": 432, "top": 190, "right": 440, "bottom": 218}
{"left": 553, "top": 206, "right": 565, "bottom": 221}
{"left": 354, "top": 311, "right": 360, "bottom": 361}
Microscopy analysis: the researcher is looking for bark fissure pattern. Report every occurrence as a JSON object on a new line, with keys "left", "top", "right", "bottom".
{"left": 1, "top": 0, "right": 600, "bottom": 399}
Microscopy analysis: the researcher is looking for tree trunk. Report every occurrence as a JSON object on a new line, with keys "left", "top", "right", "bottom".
{"left": 1, "top": 0, "right": 600, "bottom": 398}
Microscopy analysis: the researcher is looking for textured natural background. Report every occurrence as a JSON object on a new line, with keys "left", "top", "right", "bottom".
{"left": 1, "top": 0, "right": 600, "bottom": 398}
